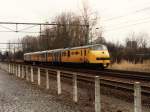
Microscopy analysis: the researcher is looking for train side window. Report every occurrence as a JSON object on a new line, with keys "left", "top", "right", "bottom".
{"left": 68, "top": 51, "right": 70, "bottom": 57}
{"left": 71, "top": 52, "right": 73, "bottom": 55}
{"left": 81, "top": 50, "right": 82, "bottom": 56}
{"left": 75, "top": 51, "right": 78, "bottom": 55}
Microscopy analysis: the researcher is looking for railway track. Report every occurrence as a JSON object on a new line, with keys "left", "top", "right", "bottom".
{"left": 31, "top": 63, "right": 150, "bottom": 81}
{"left": 9, "top": 62, "right": 150, "bottom": 95}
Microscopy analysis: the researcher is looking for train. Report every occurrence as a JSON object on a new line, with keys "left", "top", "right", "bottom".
{"left": 24, "top": 44, "right": 111, "bottom": 69}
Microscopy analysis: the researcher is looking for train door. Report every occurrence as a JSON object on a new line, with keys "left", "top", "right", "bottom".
{"left": 54, "top": 52, "right": 57, "bottom": 63}
{"left": 54, "top": 52, "right": 61, "bottom": 63}
{"left": 45, "top": 52, "right": 48, "bottom": 62}
{"left": 58, "top": 52, "right": 61, "bottom": 63}
{"left": 84, "top": 49, "right": 87, "bottom": 63}
{"left": 80, "top": 49, "right": 83, "bottom": 63}
{"left": 55, "top": 52, "right": 58, "bottom": 63}
{"left": 52, "top": 53, "right": 54, "bottom": 63}
{"left": 68, "top": 50, "right": 70, "bottom": 62}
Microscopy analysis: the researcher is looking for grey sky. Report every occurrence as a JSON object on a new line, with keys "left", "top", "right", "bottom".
{"left": 0, "top": 0, "right": 150, "bottom": 49}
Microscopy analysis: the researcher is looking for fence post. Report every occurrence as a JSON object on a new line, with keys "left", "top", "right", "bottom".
{"left": 7, "top": 63, "right": 10, "bottom": 73}
{"left": 38, "top": 67, "right": 41, "bottom": 85}
{"left": 13, "top": 64, "right": 15, "bottom": 75}
{"left": 9, "top": 64, "right": 11, "bottom": 73}
{"left": 57, "top": 70, "right": 61, "bottom": 95}
{"left": 10, "top": 64, "right": 12, "bottom": 74}
{"left": 13, "top": 64, "right": 14, "bottom": 75}
{"left": 11, "top": 64, "right": 13, "bottom": 74}
{"left": 18, "top": 65, "right": 20, "bottom": 77}
{"left": 15, "top": 64, "right": 18, "bottom": 76}
{"left": 134, "top": 82, "right": 142, "bottom": 112}
{"left": 73, "top": 74, "right": 78, "bottom": 102}
{"left": 46, "top": 69, "right": 49, "bottom": 89}
{"left": 21, "top": 65, "right": 24, "bottom": 78}
{"left": 26, "top": 66, "right": 29, "bottom": 81}
{"left": 95, "top": 76, "right": 101, "bottom": 112}
{"left": 31, "top": 66, "right": 34, "bottom": 82}
{"left": 8, "top": 63, "right": 10, "bottom": 73}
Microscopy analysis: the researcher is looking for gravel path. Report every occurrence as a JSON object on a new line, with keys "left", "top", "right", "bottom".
{"left": 0, "top": 70, "right": 80, "bottom": 112}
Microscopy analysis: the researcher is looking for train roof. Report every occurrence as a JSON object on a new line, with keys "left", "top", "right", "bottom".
{"left": 24, "top": 51, "right": 47, "bottom": 55}
{"left": 24, "top": 44, "right": 105, "bottom": 55}
{"left": 65, "top": 44, "right": 105, "bottom": 50}
{"left": 47, "top": 48, "right": 64, "bottom": 53}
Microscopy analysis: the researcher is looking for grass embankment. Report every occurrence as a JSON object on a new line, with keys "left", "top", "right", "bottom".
{"left": 109, "top": 60, "right": 150, "bottom": 73}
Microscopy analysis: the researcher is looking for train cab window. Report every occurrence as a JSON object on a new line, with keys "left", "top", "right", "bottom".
{"left": 68, "top": 51, "right": 70, "bottom": 57}
{"left": 91, "top": 45, "right": 107, "bottom": 50}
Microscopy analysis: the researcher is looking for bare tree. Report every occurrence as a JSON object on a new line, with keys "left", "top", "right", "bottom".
{"left": 81, "top": 0, "right": 99, "bottom": 45}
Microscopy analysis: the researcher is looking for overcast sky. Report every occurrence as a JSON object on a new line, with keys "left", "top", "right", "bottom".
{"left": 0, "top": 0, "right": 150, "bottom": 49}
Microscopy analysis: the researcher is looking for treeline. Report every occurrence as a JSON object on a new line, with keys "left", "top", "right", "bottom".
{"left": 94, "top": 32, "right": 150, "bottom": 64}
{"left": 22, "top": 13, "right": 90, "bottom": 53}
{"left": 5, "top": 11, "right": 97, "bottom": 61}
{"left": 4, "top": 12, "right": 150, "bottom": 64}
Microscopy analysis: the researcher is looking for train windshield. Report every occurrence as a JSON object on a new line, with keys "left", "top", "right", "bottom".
{"left": 91, "top": 45, "right": 107, "bottom": 50}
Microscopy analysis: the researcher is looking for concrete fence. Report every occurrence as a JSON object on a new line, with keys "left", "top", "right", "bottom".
{"left": 0, "top": 63, "right": 142, "bottom": 112}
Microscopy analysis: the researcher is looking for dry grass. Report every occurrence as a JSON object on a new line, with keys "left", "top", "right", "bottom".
{"left": 109, "top": 60, "right": 150, "bottom": 73}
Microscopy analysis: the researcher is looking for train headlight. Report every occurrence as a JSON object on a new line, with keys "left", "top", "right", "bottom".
{"left": 103, "top": 64, "right": 107, "bottom": 67}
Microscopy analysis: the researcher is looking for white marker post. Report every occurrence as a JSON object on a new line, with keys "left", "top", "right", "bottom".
{"left": 8, "top": 64, "right": 10, "bottom": 73}
{"left": 18, "top": 65, "right": 20, "bottom": 77}
{"left": 21, "top": 65, "right": 24, "bottom": 78}
{"left": 12, "top": 64, "right": 14, "bottom": 74}
{"left": 134, "top": 82, "right": 142, "bottom": 112}
{"left": 26, "top": 66, "right": 28, "bottom": 81}
{"left": 46, "top": 69, "right": 49, "bottom": 89}
{"left": 57, "top": 70, "right": 61, "bottom": 95}
{"left": 13, "top": 64, "right": 15, "bottom": 76}
{"left": 38, "top": 67, "right": 41, "bottom": 85}
{"left": 31, "top": 66, "right": 34, "bottom": 82}
{"left": 95, "top": 76, "right": 101, "bottom": 112}
{"left": 15, "top": 65, "right": 18, "bottom": 76}
{"left": 73, "top": 74, "right": 78, "bottom": 103}
{"left": 10, "top": 64, "right": 12, "bottom": 74}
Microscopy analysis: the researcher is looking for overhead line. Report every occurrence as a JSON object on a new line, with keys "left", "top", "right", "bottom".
{"left": 90, "top": 5, "right": 150, "bottom": 22}
{"left": 0, "top": 43, "right": 23, "bottom": 44}
{"left": 0, "top": 25, "right": 15, "bottom": 32}
{"left": 105, "top": 19, "right": 150, "bottom": 32}
{"left": 0, "top": 22, "right": 89, "bottom": 26}
{"left": 19, "top": 25, "right": 38, "bottom": 32}
{"left": 103, "top": 16, "right": 150, "bottom": 28}
{"left": 0, "top": 31, "right": 40, "bottom": 33}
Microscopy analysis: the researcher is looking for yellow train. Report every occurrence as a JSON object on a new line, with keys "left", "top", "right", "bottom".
{"left": 24, "top": 44, "right": 110, "bottom": 68}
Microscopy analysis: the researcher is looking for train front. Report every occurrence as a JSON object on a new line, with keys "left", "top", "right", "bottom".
{"left": 88, "top": 44, "right": 110, "bottom": 68}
